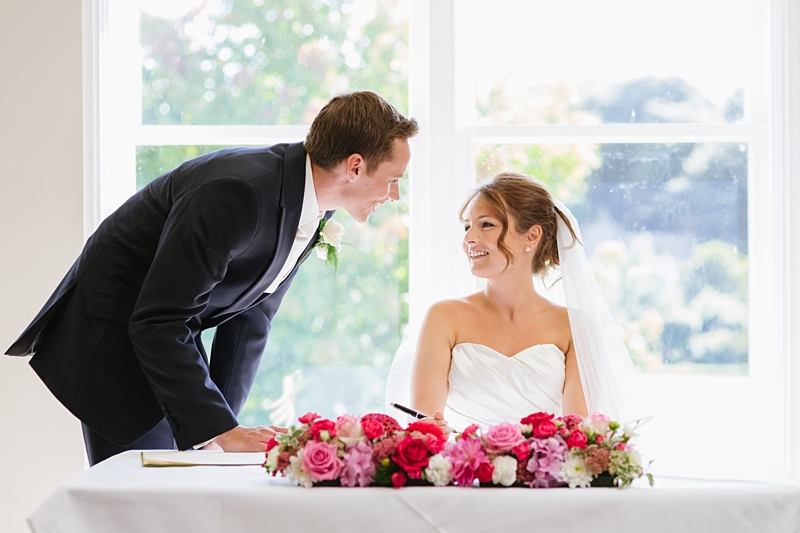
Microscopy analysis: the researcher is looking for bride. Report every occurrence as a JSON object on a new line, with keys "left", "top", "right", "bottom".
{"left": 394, "top": 172, "right": 634, "bottom": 432}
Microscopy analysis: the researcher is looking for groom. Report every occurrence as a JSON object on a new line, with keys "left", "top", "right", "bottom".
{"left": 5, "top": 91, "right": 418, "bottom": 465}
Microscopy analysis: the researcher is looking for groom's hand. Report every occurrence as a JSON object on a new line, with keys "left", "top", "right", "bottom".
{"left": 214, "top": 425, "right": 287, "bottom": 452}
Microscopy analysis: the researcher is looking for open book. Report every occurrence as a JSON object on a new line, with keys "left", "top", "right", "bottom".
{"left": 141, "top": 450, "right": 265, "bottom": 467}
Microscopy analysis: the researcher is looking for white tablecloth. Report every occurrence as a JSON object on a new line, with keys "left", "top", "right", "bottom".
{"left": 28, "top": 451, "right": 800, "bottom": 533}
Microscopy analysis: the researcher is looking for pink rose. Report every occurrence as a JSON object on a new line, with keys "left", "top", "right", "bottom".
{"left": 583, "top": 412, "right": 611, "bottom": 436}
{"left": 594, "top": 434, "right": 605, "bottom": 445}
{"left": 301, "top": 440, "right": 344, "bottom": 481}
{"left": 483, "top": 422, "right": 525, "bottom": 454}
{"left": 335, "top": 415, "right": 366, "bottom": 448}
{"left": 265, "top": 436, "right": 279, "bottom": 452}
{"left": 565, "top": 429, "right": 588, "bottom": 450}
{"left": 533, "top": 421, "right": 558, "bottom": 438}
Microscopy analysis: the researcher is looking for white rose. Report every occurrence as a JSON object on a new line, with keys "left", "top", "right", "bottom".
{"left": 265, "top": 446, "right": 280, "bottom": 472}
{"left": 320, "top": 218, "right": 345, "bottom": 251}
{"left": 491, "top": 455, "right": 518, "bottom": 487}
{"left": 424, "top": 454, "right": 454, "bottom": 487}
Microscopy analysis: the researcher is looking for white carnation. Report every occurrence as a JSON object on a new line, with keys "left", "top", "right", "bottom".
{"left": 560, "top": 453, "right": 593, "bottom": 489}
{"left": 491, "top": 455, "right": 518, "bottom": 486}
{"left": 265, "top": 446, "right": 280, "bottom": 472}
{"left": 284, "top": 449, "right": 313, "bottom": 488}
{"left": 424, "top": 454, "right": 454, "bottom": 487}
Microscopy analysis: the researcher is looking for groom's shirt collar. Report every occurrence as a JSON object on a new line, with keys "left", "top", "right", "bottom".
{"left": 299, "top": 154, "right": 324, "bottom": 229}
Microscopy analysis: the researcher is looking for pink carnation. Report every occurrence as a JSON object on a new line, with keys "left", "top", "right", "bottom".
{"left": 483, "top": 422, "right": 525, "bottom": 454}
{"left": 302, "top": 440, "right": 344, "bottom": 482}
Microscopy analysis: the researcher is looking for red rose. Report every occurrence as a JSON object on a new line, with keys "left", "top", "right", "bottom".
{"left": 362, "top": 419, "right": 385, "bottom": 440}
{"left": 520, "top": 412, "right": 554, "bottom": 426}
{"left": 512, "top": 441, "right": 530, "bottom": 461}
{"left": 475, "top": 461, "right": 494, "bottom": 484}
{"left": 298, "top": 412, "right": 321, "bottom": 424}
{"left": 533, "top": 420, "right": 558, "bottom": 438}
{"left": 461, "top": 424, "right": 480, "bottom": 438}
{"left": 393, "top": 435, "right": 431, "bottom": 474}
{"left": 406, "top": 421, "right": 446, "bottom": 442}
{"left": 594, "top": 434, "right": 605, "bottom": 445}
{"left": 392, "top": 471, "right": 407, "bottom": 488}
{"left": 265, "top": 436, "right": 279, "bottom": 452}
{"left": 566, "top": 429, "right": 588, "bottom": 450}
{"left": 309, "top": 419, "right": 337, "bottom": 440}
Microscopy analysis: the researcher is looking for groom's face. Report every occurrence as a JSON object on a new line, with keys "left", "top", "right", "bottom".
{"left": 344, "top": 138, "right": 411, "bottom": 223}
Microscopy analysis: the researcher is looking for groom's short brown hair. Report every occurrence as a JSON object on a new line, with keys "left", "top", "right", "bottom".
{"left": 305, "top": 91, "right": 418, "bottom": 172}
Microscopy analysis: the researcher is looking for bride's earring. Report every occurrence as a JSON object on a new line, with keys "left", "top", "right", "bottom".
{"left": 525, "top": 247, "right": 531, "bottom": 252}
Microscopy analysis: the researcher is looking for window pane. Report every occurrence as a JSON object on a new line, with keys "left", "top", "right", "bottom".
{"left": 462, "top": 0, "right": 748, "bottom": 124}
{"left": 137, "top": 145, "right": 409, "bottom": 424}
{"left": 476, "top": 142, "right": 748, "bottom": 373}
{"left": 140, "top": 0, "right": 409, "bottom": 125}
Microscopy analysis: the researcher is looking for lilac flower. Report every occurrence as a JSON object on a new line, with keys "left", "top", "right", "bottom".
{"left": 340, "top": 441, "right": 376, "bottom": 487}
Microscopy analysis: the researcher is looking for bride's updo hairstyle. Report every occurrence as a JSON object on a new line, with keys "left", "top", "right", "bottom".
{"left": 460, "top": 172, "right": 578, "bottom": 275}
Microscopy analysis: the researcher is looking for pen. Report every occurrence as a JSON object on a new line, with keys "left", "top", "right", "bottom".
{"left": 390, "top": 402, "right": 429, "bottom": 420}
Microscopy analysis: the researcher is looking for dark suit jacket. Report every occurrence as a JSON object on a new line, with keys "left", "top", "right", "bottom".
{"left": 6, "top": 141, "right": 329, "bottom": 449}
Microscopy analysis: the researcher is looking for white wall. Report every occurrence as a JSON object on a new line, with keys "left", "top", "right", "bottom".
{"left": 0, "top": 0, "right": 86, "bottom": 532}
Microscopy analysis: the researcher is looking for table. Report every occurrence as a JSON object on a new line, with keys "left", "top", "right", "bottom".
{"left": 28, "top": 451, "right": 800, "bottom": 533}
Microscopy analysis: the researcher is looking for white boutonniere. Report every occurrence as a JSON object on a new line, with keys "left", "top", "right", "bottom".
{"left": 315, "top": 218, "right": 345, "bottom": 270}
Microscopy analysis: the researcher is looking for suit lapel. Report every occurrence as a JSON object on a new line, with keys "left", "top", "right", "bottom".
{"left": 220, "top": 142, "right": 307, "bottom": 315}
{"left": 256, "top": 141, "right": 307, "bottom": 288}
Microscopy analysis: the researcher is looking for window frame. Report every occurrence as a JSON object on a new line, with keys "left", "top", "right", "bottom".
{"left": 87, "top": 0, "right": 800, "bottom": 472}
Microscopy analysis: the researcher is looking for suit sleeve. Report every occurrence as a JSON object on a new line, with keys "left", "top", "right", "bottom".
{"left": 128, "top": 177, "right": 260, "bottom": 450}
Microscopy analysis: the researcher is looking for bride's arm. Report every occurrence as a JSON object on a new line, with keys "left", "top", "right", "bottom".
{"left": 410, "top": 302, "right": 456, "bottom": 422}
{"left": 562, "top": 341, "right": 588, "bottom": 416}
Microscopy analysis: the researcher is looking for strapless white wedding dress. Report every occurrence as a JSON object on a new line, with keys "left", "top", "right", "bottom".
{"left": 385, "top": 340, "right": 565, "bottom": 431}
{"left": 445, "top": 343, "right": 565, "bottom": 430}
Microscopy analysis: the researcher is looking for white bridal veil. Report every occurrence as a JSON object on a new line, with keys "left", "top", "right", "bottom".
{"left": 552, "top": 199, "right": 635, "bottom": 422}
{"left": 385, "top": 198, "right": 636, "bottom": 423}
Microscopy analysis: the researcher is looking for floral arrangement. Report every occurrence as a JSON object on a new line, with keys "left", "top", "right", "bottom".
{"left": 264, "top": 411, "right": 652, "bottom": 489}
{"left": 315, "top": 218, "right": 345, "bottom": 270}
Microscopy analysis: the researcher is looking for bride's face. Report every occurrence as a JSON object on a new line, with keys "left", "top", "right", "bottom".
{"left": 462, "top": 196, "right": 526, "bottom": 278}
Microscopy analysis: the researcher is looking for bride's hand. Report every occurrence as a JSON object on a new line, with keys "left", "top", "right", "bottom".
{"left": 421, "top": 411, "right": 454, "bottom": 438}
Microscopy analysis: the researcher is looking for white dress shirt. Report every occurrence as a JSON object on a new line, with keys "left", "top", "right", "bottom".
{"left": 264, "top": 154, "right": 324, "bottom": 294}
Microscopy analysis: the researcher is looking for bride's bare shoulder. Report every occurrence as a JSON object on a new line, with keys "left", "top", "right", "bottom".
{"left": 424, "top": 293, "right": 482, "bottom": 321}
